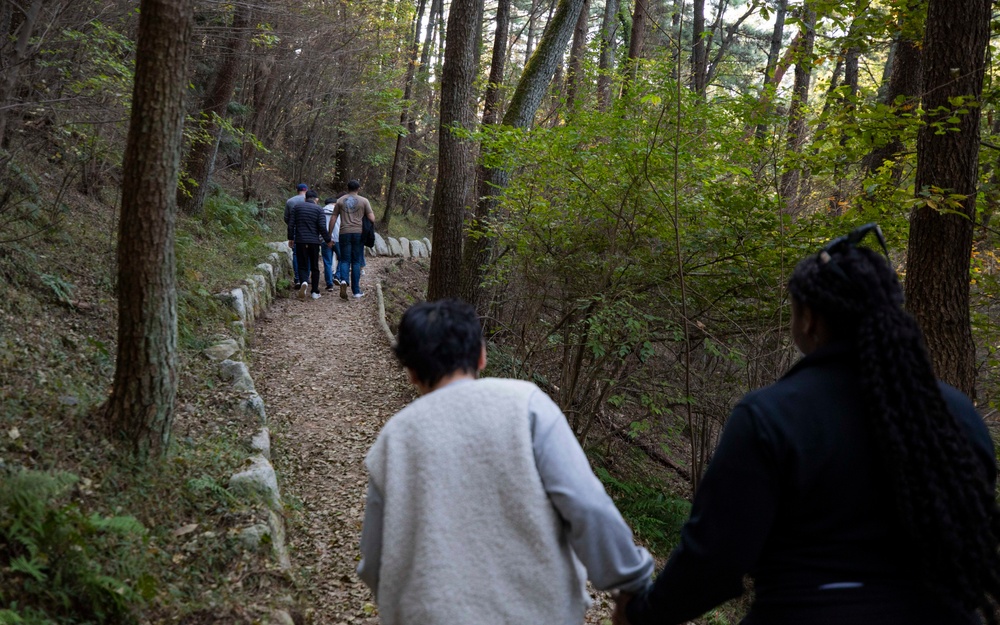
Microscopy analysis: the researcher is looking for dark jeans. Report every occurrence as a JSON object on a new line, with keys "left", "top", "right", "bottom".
{"left": 321, "top": 242, "right": 335, "bottom": 287}
{"left": 296, "top": 242, "right": 321, "bottom": 294}
{"left": 339, "top": 232, "right": 363, "bottom": 295}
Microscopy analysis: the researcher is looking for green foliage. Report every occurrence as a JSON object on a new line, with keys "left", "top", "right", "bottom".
{"left": 0, "top": 470, "right": 149, "bottom": 623}
{"left": 594, "top": 467, "right": 690, "bottom": 554}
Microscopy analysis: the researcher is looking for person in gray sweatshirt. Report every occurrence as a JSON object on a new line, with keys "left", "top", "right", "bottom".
{"left": 358, "top": 299, "right": 653, "bottom": 625}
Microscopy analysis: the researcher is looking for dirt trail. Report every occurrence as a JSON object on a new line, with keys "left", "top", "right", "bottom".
{"left": 252, "top": 256, "right": 409, "bottom": 623}
{"left": 251, "top": 256, "right": 615, "bottom": 624}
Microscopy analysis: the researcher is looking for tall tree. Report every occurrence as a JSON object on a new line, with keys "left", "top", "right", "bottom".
{"left": 460, "top": 0, "right": 588, "bottom": 307}
{"left": 0, "top": 0, "right": 42, "bottom": 149}
{"left": 565, "top": 0, "right": 591, "bottom": 113}
{"left": 178, "top": 1, "right": 250, "bottom": 215}
{"left": 692, "top": 0, "right": 707, "bottom": 95}
{"left": 755, "top": 0, "right": 787, "bottom": 139}
{"left": 104, "top": 0, "right": 192, "bottom": 459}
{"left": 905, "top": 0, "right": 990, "bottom": 398}
{"left": 862, "top": 0, "right": 925, "bottom": 180}
{"left": 622, "top": 0, "right": 648, "bottom": 95}
{"left": 778, "top": 2, "right": 815, "bottom": 215}
{"left": 596, "top": 0, "right": 619, "bottom": 110}
{"left": 381, "top": 0, "right": 429, "bottom": 232}
{"left": 426, "top": 0, "right": 484, "bottom": 300}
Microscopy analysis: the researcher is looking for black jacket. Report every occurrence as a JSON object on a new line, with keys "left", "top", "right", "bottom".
{"left": 627, "top": 344, "right": 995, "bottom": 625}
{"left": 287, "top": 200, "right": 331, "bottom": 245}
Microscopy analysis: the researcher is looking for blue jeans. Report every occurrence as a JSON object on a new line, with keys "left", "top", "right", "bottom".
{"left": 334, "top": 242, "right": 349, "bottom": 283}
{"left": 292, "top": 249, "right": 299, "bottom": 283}
{"left": 339, "top": 232, "right": 363, "bottom": 295}
{"left": 321, "top": 242, "right": 334, "bottom": 287}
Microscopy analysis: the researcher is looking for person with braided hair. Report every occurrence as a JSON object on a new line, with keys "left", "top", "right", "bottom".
{"left": 615, "top": 224, "right": 1000, "bottom": 625}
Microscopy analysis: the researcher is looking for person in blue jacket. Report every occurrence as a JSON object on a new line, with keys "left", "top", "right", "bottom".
{"left": 616, "top": 224, "right": 1000, "bottom": 625}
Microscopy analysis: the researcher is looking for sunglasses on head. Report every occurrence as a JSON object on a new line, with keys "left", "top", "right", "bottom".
{"left": 819, "top": 223, "right": 890, "bottom": 266}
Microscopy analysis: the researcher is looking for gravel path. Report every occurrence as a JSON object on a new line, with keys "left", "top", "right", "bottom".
{"left": 251, "top": 256, "right": 616, "bottom": 624}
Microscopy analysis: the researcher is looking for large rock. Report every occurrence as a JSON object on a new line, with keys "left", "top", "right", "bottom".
{"left": 229, "top": 455, "right": 280, "bottom": 509}
{"left": 374, "top": 233, "right": 389, "bottom": 256}
{"left": 388, "top": 237, "right": 403, "bottom": 257}
{"left": 203, "top": 339, "right": 240, "bottom": 361}
{"left": 399, "top": 237, "right": 411, "bottom": 259}
{"left": 239, "top": 523, "right": 271, "bottom": 550}
{"left": 215, "top": 288, "right": 247, "bottom": 323}
{"left": 252, "top": 427, "right": 271, "bottom": 459}
{"left": 255, "top": 263, "right": 275, "bottom": 291}
{"left": 422, "top": 237, "right": 432, "bottom": 254}
{"left": 240, "top": 392, "right": 267, "bottom": 424}
{"left": 266, "top": 242, "right": 295, "bottom": 282}
{"left": 219, "top": 359, "right": 256, "bottom": 392}
{"left": 410, "top": 239, "right": 428, "bottom": 258}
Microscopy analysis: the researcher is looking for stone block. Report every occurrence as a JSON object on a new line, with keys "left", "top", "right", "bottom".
{"left": 229, "top": 455, "right": 280, "bottom": 509}
{"left": 219, "top": 359, "right": 256, "bottom": 393}
{"left": 374, "top": 233, "right": 389, "bottom": 256}
{"left": 399, "top": 237, "right": 410, "bottom": 258}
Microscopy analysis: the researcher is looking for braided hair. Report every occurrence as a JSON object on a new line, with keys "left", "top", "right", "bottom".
{"left": 787, "top": 242, "right": 1000, "bottom": 619}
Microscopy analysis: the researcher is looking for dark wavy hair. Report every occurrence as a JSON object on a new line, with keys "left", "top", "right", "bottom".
{"left": 394, "top": 299, "right": 483, "bottom": 388}
{"left": 788, "top": 243, "right": 1000, "bottom": 619}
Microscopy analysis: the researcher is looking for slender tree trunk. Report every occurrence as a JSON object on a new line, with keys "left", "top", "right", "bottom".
{"left": 178, "top": 2, "right": 250, "bottom": 215}
{"left": 754, "top": 0, "right": 787, "bottom": 139}
{"left": 527, "top": 0, "right": 539, "bottom": 60}
{"left": 565, "top": 0, "right": 591, "bottom": 113}
{"left": 104, "top": 0, "right": 192, "bottom": 460}
{"left": 906, "top": 0, "right": 989, "bottom": 398}
{"left": 779, "top": 4, "right": 815, "bottom": 215}
{"left": 427, "top": 0, "right": 484, "bottom": 300}
{"left": 622, "top": 0, "right": 647, "bottom": 95}
{"left": 597, "top": 0, "right": 619, "bottom": 110}
{"left": 862, "top": 6, "right": 924, "bottom": 180}
{"left": 692, "top": 0, "right": 707, "bottom": 95}
{"left": 382, "top": 0, "right": 429, "bottom": 233}
{"left": 0, "top": 0, "right": 42, "bottom": 149}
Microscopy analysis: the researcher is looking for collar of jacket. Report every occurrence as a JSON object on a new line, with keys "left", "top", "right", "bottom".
{"left": 782, "top": 342, "right": 855, "bottom": 381}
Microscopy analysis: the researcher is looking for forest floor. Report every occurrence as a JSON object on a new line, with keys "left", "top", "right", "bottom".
{"left": 251, "top": 256, "right": 617, "bottom": 624}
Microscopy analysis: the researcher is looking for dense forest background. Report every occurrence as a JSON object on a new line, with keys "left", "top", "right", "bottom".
{"left": 2, "top": 0, "right": 1000, "bottom": 621}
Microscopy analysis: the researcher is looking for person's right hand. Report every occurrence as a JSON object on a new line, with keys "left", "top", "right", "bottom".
{"left": 611, "top": 592, "right": 633, "bottom": 625}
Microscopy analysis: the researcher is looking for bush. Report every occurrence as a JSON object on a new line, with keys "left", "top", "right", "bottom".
{"left": 0, "top": 470, "right": 151, "bottom": 623}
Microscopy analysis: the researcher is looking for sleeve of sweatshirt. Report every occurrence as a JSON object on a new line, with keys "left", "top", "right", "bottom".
{"left": 357, "top": 480, "right": 384, "bottom": 598}
{"left": 529, "top": 390, "right": 654, "bottom": 593}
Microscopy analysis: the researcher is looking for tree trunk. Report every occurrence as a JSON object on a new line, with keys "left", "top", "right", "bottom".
{"left": 597, "top": 0, "right": 619, "bottom": 110}
{"left": 0, "top": 0, "right": 42, "bottom": 149}
{"left": 754, "top": 0, "right": 787, "bottom": 139}
{"left": 459, "top": 0, "right": 587, "bottom": 308}
{"left": 104, "top": 0, "right": 192, "bottom": 460}
{"left": 426, "top": 0, "right": 483, "bottom": 301}
{"left": 381, "top": 0, "right": 429, "bottom": 233}
{"left": 178, "top": 1, "right": 250, "bottom": 215}
{"left": 565, "top": 0, "right": 591, "bottom": 113}
{"left": 862, "top": 7, "right": 924, "bottom": 180}
{"left": 778, "top": 4, "right": 815, "bottom": 216}
{"left": 905, "top": 0, "right": 989, "bottom": 398}
{"left": 622, "top": 0, "right": 647, "bottom": 95}
{"left": 691, "top": 0, "right": 707, "bottom": 95}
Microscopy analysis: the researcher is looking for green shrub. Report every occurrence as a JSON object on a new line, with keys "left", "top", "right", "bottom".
{"left": 594, "top": 467, "right": 690, "bottom": 555}
{"left": 0, "top": 470, "right": 150, "bottom": 623}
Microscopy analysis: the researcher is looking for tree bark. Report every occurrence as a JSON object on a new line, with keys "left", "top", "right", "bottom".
{"left": 597, "top": 0, "right": 619, "bottom": 110}
{"left": 426, "top": 0, "right": 483, "bottom": 300}
{"left": 622, "top": 0, "right": 647, "bottom": 95}
{"left": 691, "top": 0, "right": 707, "bottom": 95}
{"left": 104, "top": 0, "right": 192, "bottom": 460}
{"left": 862, "top": 6, "right": 924, "bottom": 180}
{"left": 459, "top": 0, "right": 587, "bottom": 308}
{"left": 778, "top": 4, "right": 815, "bottom": 215}
{"left": 178, "top": 1, "right": 250, "bottom": 215}
{"left": 0, "top": 0, "right": 42, "bottom": 149}
{"left": 905, "top": 0, "right": 989, "bottom": 398}
{"left": 754, "top": 0, "right": 787, "bottom": 139}
{"left": 381, "top": 0, "right": 429, "bottom": 233}
{"left": 565, "top": 0, "right": 591, "bottom": 114}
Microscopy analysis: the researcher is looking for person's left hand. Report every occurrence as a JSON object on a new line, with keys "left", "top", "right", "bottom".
{"left": 611, "top": 592, "right": 633, "bottom": 625}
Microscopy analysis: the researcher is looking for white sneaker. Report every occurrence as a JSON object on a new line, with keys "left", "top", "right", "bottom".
{"left": 311, "top": 292, "right": 321, "bottom": 300}
{"left": 361, "top": 268, "right": 366, "bottom": 276}
{"left": 353, "top": 292, "right": 365, "bottom": 299}
{"left": 298, "top": 282, "right": 309, "bottom": 301}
